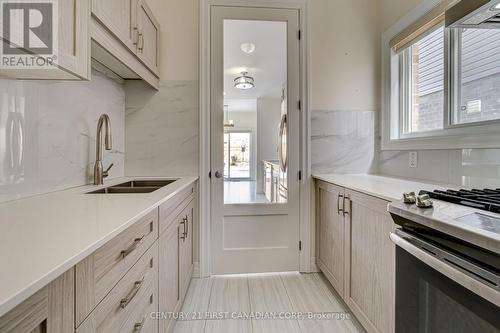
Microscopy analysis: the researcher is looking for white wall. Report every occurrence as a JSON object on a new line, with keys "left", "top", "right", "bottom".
{"left": 256, "top": 98, "right": 282, "bottom": 192}
{"left": 0, "top": 69, "right": 126, "bottom": 203}
{"left": 310, "top": 0, "right": 381, "bottom": 112}
{"left": 145, "top": 0, "right": 199, "bottom": 81}
{"left": 381, "top": 0, "right": 422, "bottom": 31}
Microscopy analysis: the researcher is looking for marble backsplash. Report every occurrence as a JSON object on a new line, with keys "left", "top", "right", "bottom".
{"left": 125, "top": 80, "right": 199, "bottom": 177}
{"left": 311, "top": 110, "right": 377, "bottom": 175}
{"left": 0, "top": 70, "right": 125, "bottom": 203}
{"left": 379, "top": 148, "right": 500, "bottom": 189}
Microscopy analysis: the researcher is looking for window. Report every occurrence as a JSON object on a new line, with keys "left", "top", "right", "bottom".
{"left": 452, "top": 28, "right": 500, "bottom": 125}
{"left": 383, "top": 0, "right": 500, "bottom": 149}
{"left": 400, "top": 26, "right": 445, "bottom": 135}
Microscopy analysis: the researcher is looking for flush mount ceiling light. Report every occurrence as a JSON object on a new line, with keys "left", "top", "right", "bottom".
{"left": 240, "top": 42, "right": 256, "bottom": 54}
{"left": 234, "top": 71, "right": 255, "bottom": 90}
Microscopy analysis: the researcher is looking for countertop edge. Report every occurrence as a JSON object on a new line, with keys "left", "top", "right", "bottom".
{"left": 313, "top": 174, "right": 399, "bottom": 201}
{"left": 0, "top": 177, "right": 198, "bottom": 318}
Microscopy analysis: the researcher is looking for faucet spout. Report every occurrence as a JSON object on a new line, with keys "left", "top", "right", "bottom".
{"left": 94, "top": 114, "right": 113, "bottom": 185}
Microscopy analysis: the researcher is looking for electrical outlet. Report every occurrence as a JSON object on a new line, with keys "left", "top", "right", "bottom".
{"left": 409, "top": 152, "right": 418, "bottom": 168}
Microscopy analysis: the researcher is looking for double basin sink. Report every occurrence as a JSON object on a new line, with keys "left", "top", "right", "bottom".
{"left": 86, "top": 179, "right": 178, "bottom": 194}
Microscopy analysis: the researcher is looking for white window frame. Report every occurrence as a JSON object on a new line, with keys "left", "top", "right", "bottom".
{"left": 381, "top": 0, "right": 500, "bottom": 150}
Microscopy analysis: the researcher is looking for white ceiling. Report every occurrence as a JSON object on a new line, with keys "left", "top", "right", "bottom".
{"left": 223, "top": 19, "right": 287, "bottom": 105}
{"left": 225, "top": 99, "right": 257, "bottom": 112}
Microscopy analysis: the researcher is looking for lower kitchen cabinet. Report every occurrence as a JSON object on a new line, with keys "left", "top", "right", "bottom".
{"left": 344, "top": 189, "right": 395, "bottom": 333}
{"left": 159, "top": 221, "right": 180, "bottom": 333}
{"left": 316, "top": 180, "right": 395, "bottom": 333}
{"left": 0, "top": 269, "right": 74, "bottom": 333}
{"left": 316, "top": 181, "right": 345, "bottom": 297}
{"left": 159, "top": 197, "right": 195, "bottom": 333}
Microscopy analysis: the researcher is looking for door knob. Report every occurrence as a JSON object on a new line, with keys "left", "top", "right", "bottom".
{"left": 214, "top": 171, "right": 222, "bottom": 179}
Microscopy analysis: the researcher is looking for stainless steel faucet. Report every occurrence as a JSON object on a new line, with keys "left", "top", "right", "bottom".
{"left": 93, "top": 114, "right": 113, "bottom": 185}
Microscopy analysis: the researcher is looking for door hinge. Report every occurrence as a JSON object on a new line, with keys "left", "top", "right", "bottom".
{"left": 298, "top": 30, "right": 301, "bottom": 40}
{"left": 209, "top": 171, "right": 212, "bottom": 179}
{"left": 299, "top": 241, "right": 302, "bottom": 251}
{"left": 298, "top": 170, "right": 302, "bottom": 181}
{"left": 298, "top": 100, "right": 301, "bottom": 110}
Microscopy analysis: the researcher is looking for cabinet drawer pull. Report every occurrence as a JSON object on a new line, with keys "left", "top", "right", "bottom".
{"left": 337, "top": 194, "right": 344, "bottom": 215}
{"left": 120, "top": 236, "right": 145, "bottom": 258}
{"left": 120, "top": 278, "right": 144, "bottom": 309}
{"left": 133, "top": 317, "right": 146, "bottom": 333}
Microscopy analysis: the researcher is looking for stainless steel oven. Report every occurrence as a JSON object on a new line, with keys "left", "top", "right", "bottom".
{"left": 390, "top": 217, "right": 500, "bottom": 333}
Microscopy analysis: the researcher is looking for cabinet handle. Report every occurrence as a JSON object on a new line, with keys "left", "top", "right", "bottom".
{"left": 133, "top": 317, "right": 146, "bottom": 333}
{"left": 120, "top": 278, "right": 144, "bottom": 309}
{"left": 133, "top": 27, "right": 139, "bottom": 45}
{"left": 183, "top": 216, "right": 188, "bottom": 237}
{"left": 337, "top": 194, "right": 344, "bottom": 215}
{"left": 120, "top": 236, "right": 144, "bottom": 258}
{"left": 180, "top": 220, "right": 186, "bottom": 242}
{"left": 138, "top": 32, "right": 144, "bottom": 53}
{"left": 343, "top": 196, "right": 350, "bottom": 216}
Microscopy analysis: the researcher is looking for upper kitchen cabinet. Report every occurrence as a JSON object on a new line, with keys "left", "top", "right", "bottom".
{"left": 90, "top": 0, "right": 160, "bottom": 84}
{"left": 0, "top": 0, "right": 160, "bottom": 89}
{"left": 91, "top": 0, "right": 138, "bottom": 53}
{"left": 0, "top": 0, "right": 91, "bottom": 80}
{"left": 136, "top": 0, "right": 160, "bottom": 76}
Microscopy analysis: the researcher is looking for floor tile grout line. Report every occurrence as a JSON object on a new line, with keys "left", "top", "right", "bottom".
{"left": 206, "top": 276, "right": 216, "bottom": 314}
{"left": 279, "top": 273, "right": 304, "bottom": 333}
{"left": 246, "top": 274, "right": 254, "bottom": 333}
{"left": 202, "top": 277, "right": 214, "bottom": 333}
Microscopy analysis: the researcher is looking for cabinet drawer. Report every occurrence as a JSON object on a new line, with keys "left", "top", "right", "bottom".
{"left": 159, "top": 185, "right": 195, "bottom": 235}
{"left": 76, "top": 209, "right": 158, "bottom": 325}
{"left": 77, "top": 242, "right": 158, "bottom": 333}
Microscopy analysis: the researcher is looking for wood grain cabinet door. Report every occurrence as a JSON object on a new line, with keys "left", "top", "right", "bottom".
{"left": 179, "top": 201, "right": 194, "bottom": 300}
{"left": 136, "top": 0, "right": 160, "bottom": 76}
{"left": 159, "top": 222, "right": 181, "bottom": 333}
{"left": 316, "top": 181, "right": 345, "bottom": 297}
{"left": 0, "top": 269, "right": 74, "bottom": 333}
{"left": 91, "top": 0, "right": 138, "bottom": 53}
{"left": 344, "top": 189, "right": 395, "bottom": 333}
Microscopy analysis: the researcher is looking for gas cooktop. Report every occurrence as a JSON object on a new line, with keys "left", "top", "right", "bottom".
{"left": 420, "top": 189, "right": 500, "bottom": 214}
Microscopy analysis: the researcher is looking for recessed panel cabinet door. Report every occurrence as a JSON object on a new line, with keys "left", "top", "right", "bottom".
{"left": 179, "top": 201, "right": 194, "bottom": 298}
{"left": 0, "top": 0, "right": 90, "bottom": 80}
{"left": 91, "top": 0, "right": 138, "bottom": 52}
{"left": 136, "top": 0, "right": 160, "bottom": 76}
{"left": 159, "top": 223, "right": 180, "bottom": 333}
{"left": 316, "top": 181, "right": 345, "bottom": 297}
{"left": 344, "top": 189, "right": 395, "bottom": 333}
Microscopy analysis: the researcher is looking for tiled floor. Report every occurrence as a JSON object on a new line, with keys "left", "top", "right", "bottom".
{"left": 172, "top": 273, "right": 365, "bottom": 333}
{"left": 224, "top": 181, "right": 269, "bottom": 204}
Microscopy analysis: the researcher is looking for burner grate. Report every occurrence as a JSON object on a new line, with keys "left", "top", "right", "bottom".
{"left": 419, "top": 189, "right": 500, "bottom": 214}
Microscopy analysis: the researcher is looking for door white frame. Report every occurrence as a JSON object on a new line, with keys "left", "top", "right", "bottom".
{"left": 199, "top": 0, "right": 311, "bottom": 277}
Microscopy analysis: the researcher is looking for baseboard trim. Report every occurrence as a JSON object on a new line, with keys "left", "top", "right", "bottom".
{"left": 310, "top": 257, "right": 320, "bottom": 273}
{"left": 192, "top": 261, "right": 200, "bottom": 278}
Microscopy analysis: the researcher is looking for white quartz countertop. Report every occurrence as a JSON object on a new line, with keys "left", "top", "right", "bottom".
{"left": 312, "top": 173, "right": 453, "bottom": 202}
{"left": 0, "top": 176, "right": 198, "bottom": 318}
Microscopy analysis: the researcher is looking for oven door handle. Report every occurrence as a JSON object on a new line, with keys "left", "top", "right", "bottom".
{"left": 390, "top": 231, "right": 500, "bottom": 308}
